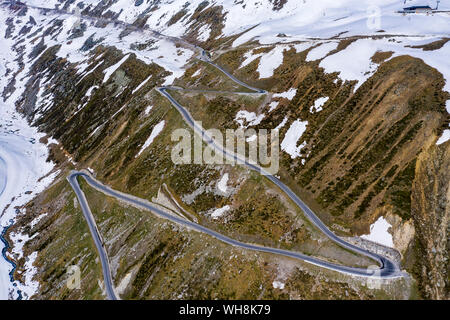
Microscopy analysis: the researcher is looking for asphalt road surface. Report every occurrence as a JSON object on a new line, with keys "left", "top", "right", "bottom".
{"left": 69, "top": 171, "right": 402, "bottom": 287}
{"left": 67, "top": 174, "right": 118, "bottom": 300}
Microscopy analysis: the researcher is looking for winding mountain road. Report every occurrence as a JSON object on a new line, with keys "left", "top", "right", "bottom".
{"left": 4, "top": 0, "right": 404, "bottom": 300}
{"left": 69, "top": 171, "right": 401, "bottom": 295}
{"left": 67, "top": 174, "right": 118, "bottom": 300}
{"left": 157, "top": 60, "right": 401, "bottom": 279}
{"left": 67, "top": 50, "right": 403, "bottom": 299}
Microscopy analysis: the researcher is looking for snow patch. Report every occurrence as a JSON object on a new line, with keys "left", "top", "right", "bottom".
{"left": 197, "top": 25, "right": 211, "bottom": 42}
{"left": 85, "top": 85, "right": 98, "bottom": 97}
{"left": 132, "top": 75, "right": 152, "bottom": 94}
{"left": 144, "top": 106, "right": 153, "bottom": 115}
{"left": 268, "top": 101, "right": 279, "bottom": 112}
{"left": 275, "top": 116, "right": 288, "bottom": 131}
{"left": 103, "top": 54, "right": 130, "bottom": 84}
{"left": 240, "top": 46, "right": 287, "bottom": 78}
{"left": 210, "top": 205, "right": 230, "bottom": 219}
{"left": 272, "top": 280, "right": 285, "bottom": 289}
{"left": 310, "top": 97, "right": 329, "bottom": 113}
{"left": 273, "top": 88, "right": 297, "bottom": 100}
{"left": 257, "top": 46, "right": 286, "bottom": 78}
{"left": 191, "top": 69, "right": 201, "bottom": 78}
{"left": 436, "top": 129, "right": 450, "bottom": 145}
{"left": 235, "top": 110, "right": 264, "bottom": 129}
{"left": 361, "top": 216, "right": 394, "bottom": 248}
{"left": 319, "top": 39, "right": 380, "bottom": 91}
{"left": 20, "top": 251, "right": 39, "bottom": 298}
{"left": 240, "top": 50, "right": 264, "bottom": 69}
{"left": 293, "top": 42, "right": 314, "bottom": 53}
{"left": 30, "top": 213, "right": 48, "bottom": 229}
{"left": 281, "top": 120, "right": 308, "bottom": 159}
{"left": 136, "top": 120, "right": 165, "bottom": 157}
{"left": 217, "top": 173, "right": 229, "bottom": 193}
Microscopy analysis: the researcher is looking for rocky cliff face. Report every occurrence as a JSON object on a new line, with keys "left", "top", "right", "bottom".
{"left": 216, "top": 46, "right": 449, "bottom": 235}
{"left": 411, "top": 143, "right": 449, "bottom": 300}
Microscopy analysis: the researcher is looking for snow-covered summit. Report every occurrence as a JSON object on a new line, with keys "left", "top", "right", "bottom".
{"left": 17, "top": 0, "right": 450, "bottom": 45}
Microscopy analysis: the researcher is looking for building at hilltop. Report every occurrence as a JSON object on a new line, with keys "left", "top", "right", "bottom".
{"left": 401, "top": 0, "right": 440, "bottom": 13}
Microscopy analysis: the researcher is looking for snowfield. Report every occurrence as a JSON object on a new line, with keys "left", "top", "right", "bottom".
{"left": 0, "top": 107, "right": 56, "bottom": 299}
{"left": 306, "top": 42, "right": 338, "bottom": 61}
{"left": 21, "top": 0, "right": 450, "bottom": 42}
{"left": 16, "top": 1, "right": 450, "bottom": 141}
{"left": 257, "top": 46, "right": 287, "bottom": 78}
{"left": 1, "top": 6, "right": 60, "bottom": 299}
{"left": 228, "top": 0, "right": 450, "bottom": 46}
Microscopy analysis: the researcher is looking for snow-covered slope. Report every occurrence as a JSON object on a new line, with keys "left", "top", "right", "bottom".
{"left": 0, "top": 8, "right": 57, "bottom": 299}
{"left": 14, "top": 1, "right": 450, "bottom": 120}
{"left": 20, "top": 0, "right": 450, "bottom": 43}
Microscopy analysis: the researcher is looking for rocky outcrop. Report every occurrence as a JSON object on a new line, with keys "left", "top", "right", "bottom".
{"left": 411, "top": 142, "right": 449, "bottom": 299}
{"left": 386, "top": 211, "right": 415, "bottom": 257}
